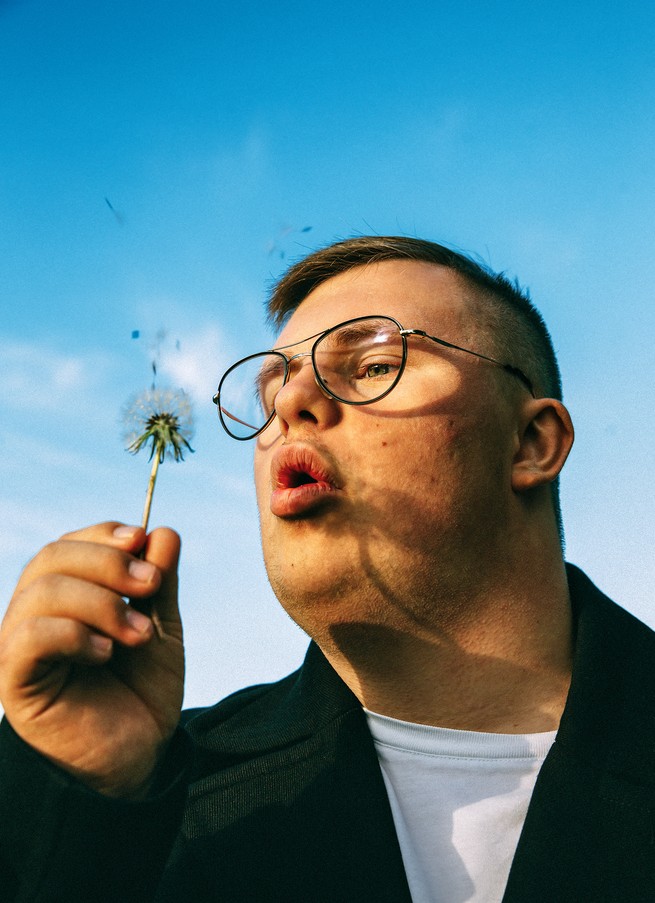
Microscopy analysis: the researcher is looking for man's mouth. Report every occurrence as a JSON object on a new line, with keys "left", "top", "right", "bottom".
{"left": 270, "top": 444, "right": 341, "bottom": 518}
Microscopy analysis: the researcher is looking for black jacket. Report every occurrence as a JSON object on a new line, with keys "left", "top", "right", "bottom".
{"left": 1, "top": 565, "right": 654, "bottom": 901}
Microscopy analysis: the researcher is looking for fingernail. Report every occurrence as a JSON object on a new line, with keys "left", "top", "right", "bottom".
{"left": 128, "top": 559, "right": 157, "bottom": 583}
{"left": 114, "top": 525, "right": 138, "bottom": 539}
{"left": 89, "top": 634, "right": 112, "bottom": 656}
{"left": 125, "top": 607, "right": 152, "bottom": 634}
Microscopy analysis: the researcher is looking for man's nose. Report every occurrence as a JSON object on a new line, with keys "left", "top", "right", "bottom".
{"left": 273, "top": 354, "right": 337, "bottom": 434}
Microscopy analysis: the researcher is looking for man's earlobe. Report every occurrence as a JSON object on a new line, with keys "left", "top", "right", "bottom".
{"left": 511, "top": 399, "right": 574, "bottom": 492}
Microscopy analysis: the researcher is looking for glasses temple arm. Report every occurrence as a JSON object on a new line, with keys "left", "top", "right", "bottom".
{"left": 212, "top": 393, "right": 261, "bottom": 431}
{"left": 401, "top": 329, "right": 535, "bottom": 397}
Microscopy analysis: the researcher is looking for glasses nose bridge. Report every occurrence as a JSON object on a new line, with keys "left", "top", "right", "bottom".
{"left": 286, "top": 349, "right": 313, "bottom": 367}
{"left": 283, "top": 349, "right": 315, "bottom": 384}
{"left": 277, "top": 349, "right": 332, "bottom": 407}
{"left": 277, "top": 349, "right": 319, "bottom": 391}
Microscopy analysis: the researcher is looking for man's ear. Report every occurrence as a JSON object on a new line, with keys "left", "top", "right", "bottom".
{"left": 511, "top": 399, "right": 574, "bottom": 492}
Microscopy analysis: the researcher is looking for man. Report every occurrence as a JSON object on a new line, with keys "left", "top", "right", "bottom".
{"left": 1, "top": 236, "right": 653, "bottom": 902}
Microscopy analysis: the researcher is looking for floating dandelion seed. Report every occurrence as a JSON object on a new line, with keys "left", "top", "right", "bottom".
{"left": 104, "top": 196, "right": 125, "bottom": 226}
{"left": 266, "top": 224, "right": 313, "bottom": 258}
{"left": 122, "top": 387, "right": 195, "bottom": 637}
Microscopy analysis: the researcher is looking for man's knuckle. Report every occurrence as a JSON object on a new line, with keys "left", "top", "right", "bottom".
{"left": 39, "top": 540, "right": 65, "bottom": 568}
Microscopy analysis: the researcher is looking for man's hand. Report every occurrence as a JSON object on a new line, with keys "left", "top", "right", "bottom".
{"left": 0, "top": 522, "right": 184, "bottom": 798}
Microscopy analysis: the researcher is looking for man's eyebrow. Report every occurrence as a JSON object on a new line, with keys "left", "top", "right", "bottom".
{"left": 272, "top": 320, "right": 394, "bottom": 354}
{"left": 325, "top": 324, "right": 373, "bottom": 347}
{"left": 322, "top": 321, "right": 397, "bottom": 349}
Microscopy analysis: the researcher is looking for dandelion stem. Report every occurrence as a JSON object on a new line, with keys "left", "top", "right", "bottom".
{"left": 141, "top": 452, "right": 161, "bottom": 533}
{"left": 140, "top": 450, "right": 165, "bottom": 641}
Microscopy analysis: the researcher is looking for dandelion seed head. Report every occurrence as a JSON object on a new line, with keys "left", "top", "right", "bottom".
{"left": 121, "top": 386, "right": 195, "bottom": 463}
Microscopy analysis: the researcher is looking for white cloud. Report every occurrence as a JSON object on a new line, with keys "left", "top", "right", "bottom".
{"left": 125, "top": 307, "right": 244, "bottom": 407}
{"left": 0, "top": 338, "right": 113, "bottom": 412}
{"left": 158, "top": 324, "right": 229, "bottom": 403}
{"left": 2, "top": 429, "right": 94, "bottom": 471}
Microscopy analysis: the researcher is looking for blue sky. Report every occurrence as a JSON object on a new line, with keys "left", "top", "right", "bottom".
{"left": 1, "top": 0, "right": 653, "bottom": 707}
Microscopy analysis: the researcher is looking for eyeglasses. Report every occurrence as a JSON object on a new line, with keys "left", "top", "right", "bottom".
{"left": 212, "top": 314, "right": 535, "bottom": 440}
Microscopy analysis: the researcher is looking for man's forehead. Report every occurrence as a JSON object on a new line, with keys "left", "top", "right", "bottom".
{"left": 276, "top": 259, "right": 473, "bottom": 345}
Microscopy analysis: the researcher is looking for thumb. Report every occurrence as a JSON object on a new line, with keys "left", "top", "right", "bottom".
{"left": 143, "top": 527, "right": 182, "bottom": 633}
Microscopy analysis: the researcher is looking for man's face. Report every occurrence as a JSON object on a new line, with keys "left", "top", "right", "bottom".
{"left": 254, "top": 259, "right": 522, "bottom": 634}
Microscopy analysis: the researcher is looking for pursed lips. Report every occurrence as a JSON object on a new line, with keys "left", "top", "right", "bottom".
{"left": 270, "top": 443, "right": 341, "bottom": 518}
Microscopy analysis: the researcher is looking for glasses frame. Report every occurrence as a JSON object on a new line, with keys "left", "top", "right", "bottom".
{"left": 212, "top": 314, "right": 535, "bottom": 440}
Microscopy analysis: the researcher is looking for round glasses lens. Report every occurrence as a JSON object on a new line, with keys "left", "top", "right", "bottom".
{"left": 217, "top": 352, "right": 286, "bottom": 440}
{"left": 313, "top": 317, "right": 405, "bottom": 404}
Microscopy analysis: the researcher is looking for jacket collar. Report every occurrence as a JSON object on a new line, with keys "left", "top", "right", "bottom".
{"left": 503, "top": 564, "right": 655, "bottom": 900}
{"left": 555, "top": 564, "right": 655, "bottom": 782}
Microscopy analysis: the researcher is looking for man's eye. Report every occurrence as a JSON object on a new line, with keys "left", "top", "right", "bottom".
{"left": 366, "top": 363, "right": 391, "bottom": 377}
{"left": 356, "top": 361, "right": 398, "bottom": 379}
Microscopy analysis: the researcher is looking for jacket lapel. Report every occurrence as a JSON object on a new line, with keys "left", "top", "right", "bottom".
{"left": 183, "top": 643, "right": 412, "bottom": 902}
{"left": 503, "top": 566, "right": 655, "bottom": 901}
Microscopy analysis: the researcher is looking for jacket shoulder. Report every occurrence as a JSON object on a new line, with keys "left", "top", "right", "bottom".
{"left": 179, "top": 643, "right": 361, "bottom": 778}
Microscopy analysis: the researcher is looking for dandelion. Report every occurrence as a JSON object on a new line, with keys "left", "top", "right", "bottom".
{"left": 121, "top": 386, "right": 195, "bottom": 637}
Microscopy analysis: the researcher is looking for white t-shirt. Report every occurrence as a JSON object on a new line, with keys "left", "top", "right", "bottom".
{"left": 365, "top": 709, "right": 556, "bottom": 903}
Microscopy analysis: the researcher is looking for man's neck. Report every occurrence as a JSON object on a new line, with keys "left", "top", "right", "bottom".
{"left": 316, "top": 560, "right": 574, "bottom": 734}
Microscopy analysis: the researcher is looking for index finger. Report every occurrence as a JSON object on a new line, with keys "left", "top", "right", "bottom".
{"left": 9, "top": 523, "right": 148, "bottom": 604}
{"left": 60, "top": 521, "right": 148, "bottom": 554}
